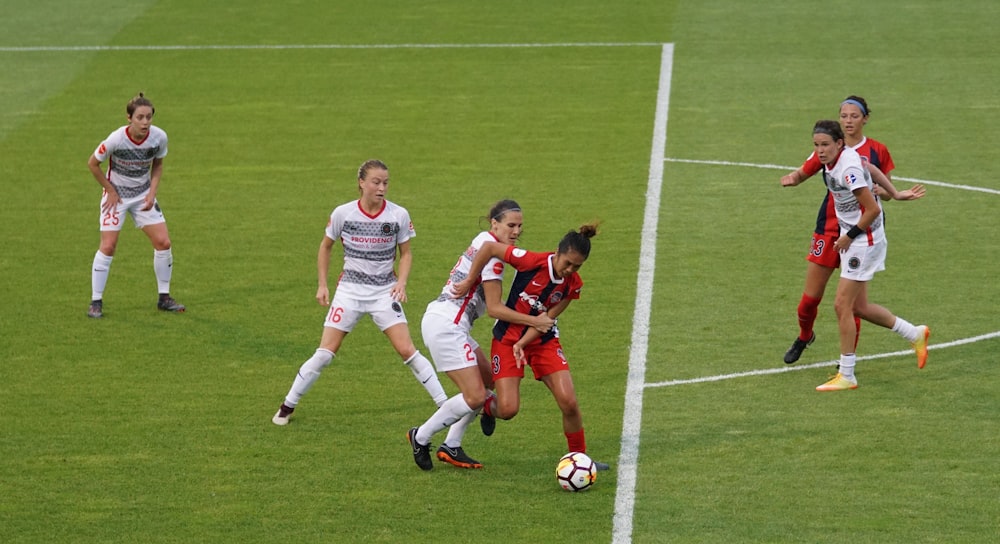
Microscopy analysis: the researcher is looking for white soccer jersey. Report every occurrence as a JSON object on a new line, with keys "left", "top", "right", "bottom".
{"left": 425, "top": 231, "right": 507, "bottom": 328}
{"left": 325, "top": 199, "right": 414, "bottom": 299}
{"left": 822, "top": 146, "right": 885, "bottom": 247}
{"left": 93, "top": 125, "right": 168, "bottom": 198}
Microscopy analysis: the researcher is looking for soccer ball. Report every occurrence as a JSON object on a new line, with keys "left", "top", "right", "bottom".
{"left": 556, "top": 451, "right": 597, "bottom": 492}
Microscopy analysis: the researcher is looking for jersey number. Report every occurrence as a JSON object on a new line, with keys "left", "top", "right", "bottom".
{"left": 327, "top": 306, "right": 344, "bottom": 323}
{"left": 102, "top": 209, "right": 121, "bottom": 227}
{"left": 463, "top": 342, "right": 476, "bottom": 362}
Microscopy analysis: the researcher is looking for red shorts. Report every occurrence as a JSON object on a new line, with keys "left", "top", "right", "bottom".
{"left": 490, "top": 338, "right": 570, "bottom": 381}
{"left": 806, "top": 232, "right": 841, "bottom": 269}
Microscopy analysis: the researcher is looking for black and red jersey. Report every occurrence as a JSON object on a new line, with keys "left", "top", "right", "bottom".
{"left": 492, "top": 246, "right": 583, "bottom": 346}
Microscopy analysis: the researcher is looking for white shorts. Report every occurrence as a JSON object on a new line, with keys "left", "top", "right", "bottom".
{"left": 840, "top": 240, "right": 887, "bottom": 282}
{"left": 421, "top": 312, "right": 481, "bottom": 373}
{"left": 324, "top": 290, "right": 407, "bottom": 332}
{"left": 99, "top": 191, "right": 166, "bottom": 231}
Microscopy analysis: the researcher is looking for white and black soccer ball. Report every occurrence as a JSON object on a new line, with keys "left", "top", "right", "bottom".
{"left": 556, "top": 451, "right": 597, "bottom": 492}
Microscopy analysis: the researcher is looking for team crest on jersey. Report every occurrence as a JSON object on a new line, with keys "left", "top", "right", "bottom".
{"left": 98, "top": 143, "right": 106, "bottom": 155}
{"left": 492, "top": 262, "right": 504, "bottom": 274}
{"left": 391, "top": 301, "right": 402, "bottom": 314}
{"left": 380, "top": 223, "right": 399, "bottom": 236}
{"left": 848, "top": 256, "right": 861, "bottom": 269}
{"left": 549, "top": 291, "right": 564, "bottom": 304}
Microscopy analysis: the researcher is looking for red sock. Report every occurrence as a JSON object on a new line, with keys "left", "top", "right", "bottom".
{"left": 797, "top": 294, "right": 822, "bottom": 341}
{"left": 565, "top": 429, "right": 586, "bottom": 453}
{"left": 482, "top": 393, "right": 495, "bottom": 417}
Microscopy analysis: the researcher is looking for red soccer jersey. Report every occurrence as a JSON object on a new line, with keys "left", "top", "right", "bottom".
{"left": 801, "top": 137, "right": 895, "bottom": 237}
{"left": 492, "top": 246, "right": 583, "bottom": 346}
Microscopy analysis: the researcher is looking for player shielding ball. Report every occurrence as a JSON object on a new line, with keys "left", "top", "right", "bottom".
{"left": 450, "top": 223, "right": 610, "bottom": 470}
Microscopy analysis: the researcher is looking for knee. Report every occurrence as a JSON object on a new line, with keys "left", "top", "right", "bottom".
{"left": 496, "top": 399, "right": 519, "bottom": 420}
{"left": 560, "top": 397, "right": 581, "bottom": 418}
{"left": 153, "top": 238, "right": 172, "bottom": 251}
{"left": 463, "top": 389, "right": 488, "bottom": 410}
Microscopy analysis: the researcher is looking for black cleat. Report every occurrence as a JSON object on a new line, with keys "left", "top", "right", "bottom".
{"left": 407, "top": 427, "right": 433, "bottom": 470}
{"left": 87, "top": 299, "right": 103, "bottom": 318}
{"left": 157, "top": 294, "right": 186, "bottom": 313}
{"left": 593, "top": 460, "right": 611, "bottom": 472}
{"left": 436, "top": 444, "right": 483, "bottom": 469}
{"left": 783, "top": 333, "right": 815, "bottom": 364}
{"left": 480, "top": 392, "right": 496, "bottom": 436}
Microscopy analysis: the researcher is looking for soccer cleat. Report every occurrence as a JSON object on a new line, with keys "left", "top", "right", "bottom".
{"left": 784, "top": 332, "right": 815, "bottom": 364}
{"left": 593, "top": 460, "right": 611, "bottom": 472}
{"left": 816, "top": 373, "right": 859, "bottom": 392}
{"left": 157, "top": 294, "right": 186, "bottom": 313}
{"left": 913, "top": 325, "right": 930, "bottom": 369}
{"left": 436, "top": 444, "right": 483, "bottom": 469}
{"left": 271, "top": 404, "right": 294, "bottom": 426}
{"left": 480, "top": 393, "right": 497, "bottom": 437}
{"left": 408, "top": 427, "right": 433, "bottom": 470}
{"left": 87, "top": 299, "right": 103, "bottom": 319}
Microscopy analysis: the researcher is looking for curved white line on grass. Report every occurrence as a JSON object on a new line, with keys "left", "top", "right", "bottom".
{"left": 612, "top": 42, "right": 673, "bottom": 544}
{"left": 0, "top": 42, "right": 662, "bottom": 53}
{"left": 664, "top": 157, "right": 1000, "bottom": 195}
{"left": 645, "top": 331, "right": 1000, "bottom": 389}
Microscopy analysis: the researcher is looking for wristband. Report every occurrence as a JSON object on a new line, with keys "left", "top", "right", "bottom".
{"left": 847, "top": 225, "right": 864, "bottom": 239}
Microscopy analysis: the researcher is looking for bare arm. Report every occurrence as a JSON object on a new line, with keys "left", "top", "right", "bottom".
{"left": 141, "top": 157, "right": 164, "bottom": 211}
{"left": 88, "top": 154, "right": 120, "bottom": 214}
{"left": 316, "top": 235, "right": 336, "bottom": 305}
{"left": 449, "top": 241, "right": 509, "bottom": 297}
{"left": 834, "top": 188, "right": 882, "bottom": 252}
{"left": 512, "top": 298, "right": 573, "bottom": 367}
{"left": 482, "top": 280, "right": 554, "bottom": 333}
{"left": 391, "top": 240, "right": 413, "bottom": 302}
{"left": 868, "top": 163, "right": 925, "bottom": 201}
{"left": 780, "top": 167, "right": 810, "bottom": 187}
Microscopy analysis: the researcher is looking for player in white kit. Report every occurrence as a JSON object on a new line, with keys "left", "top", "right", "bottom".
{"left": 86, "top": 93, "right": 184, "bottom": 318}
{"left": 407, "top": 200, "right": 554, "bottom": 470}
{"left": 272, "top": 160, "right": 447, "bottom": 425}
{"left": 809, "top": 120, "right": 930, "bottom": 391}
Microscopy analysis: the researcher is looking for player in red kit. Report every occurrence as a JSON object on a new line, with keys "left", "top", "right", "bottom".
{"left": 450, "top": 223, "right": 610, "bottom": 471}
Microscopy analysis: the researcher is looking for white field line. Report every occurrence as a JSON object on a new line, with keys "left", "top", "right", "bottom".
{"left": 612, "top": 42, "right": 673, "bottom": 544}
{"left": 0, "top": 42, "right": 662, "bottom": 53}
{"left": 645, "top": 331, "right": 1000, "bottom": 389}
{"left": 664, "top": 157, "right": 1000, "bottom": 195}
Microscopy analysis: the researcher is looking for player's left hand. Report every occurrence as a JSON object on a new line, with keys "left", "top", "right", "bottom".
{"left": 390, "top": 285, "right": 407, "bottom": 303}
{"left": 140, "top": 195, "right": 156, "bottom": 211}
{"left": 895, "top": 184, "right": 926, "bottom": 201}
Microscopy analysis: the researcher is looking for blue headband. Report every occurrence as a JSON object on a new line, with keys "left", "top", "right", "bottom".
{"left": 841, "top": 98, "right": 868, "bottom": 116}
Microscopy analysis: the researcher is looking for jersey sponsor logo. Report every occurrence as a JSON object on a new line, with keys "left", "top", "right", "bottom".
{"left": 350, "top": 236, "right": 395, "bottom": 243}
{"left": 511, "top": 248, "right": 527, "bottom": 258}
{"left": 519, "top": 291, "right": 548, "bottom": 313}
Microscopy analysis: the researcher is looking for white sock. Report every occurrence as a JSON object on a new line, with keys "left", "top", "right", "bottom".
{"left": 444, "top": 410, "right": 477, "bottom": 448}
{"left": 405, "top": 351, "right": 448, "bottom": 406}
{"left": 153, "top": 249, "right": 173, "bottom": 294}
{"left": 891, "top": 317, "right": 920, "bottom": 343}
{"left": 417, "top": 394, "right": 473, "bottom": 445}
{"left": 284, "top": 349, "right": 334, "bottom": 407}
{"left": 839, "top": 353, "right": 857, "bottom": 380}
{"left": 91, "top": 251, "right": 113, "bottom": 300}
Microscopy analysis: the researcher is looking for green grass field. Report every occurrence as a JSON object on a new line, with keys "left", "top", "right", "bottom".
{"left": 2, "top": 1, "right": 998, "bottom": 542}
